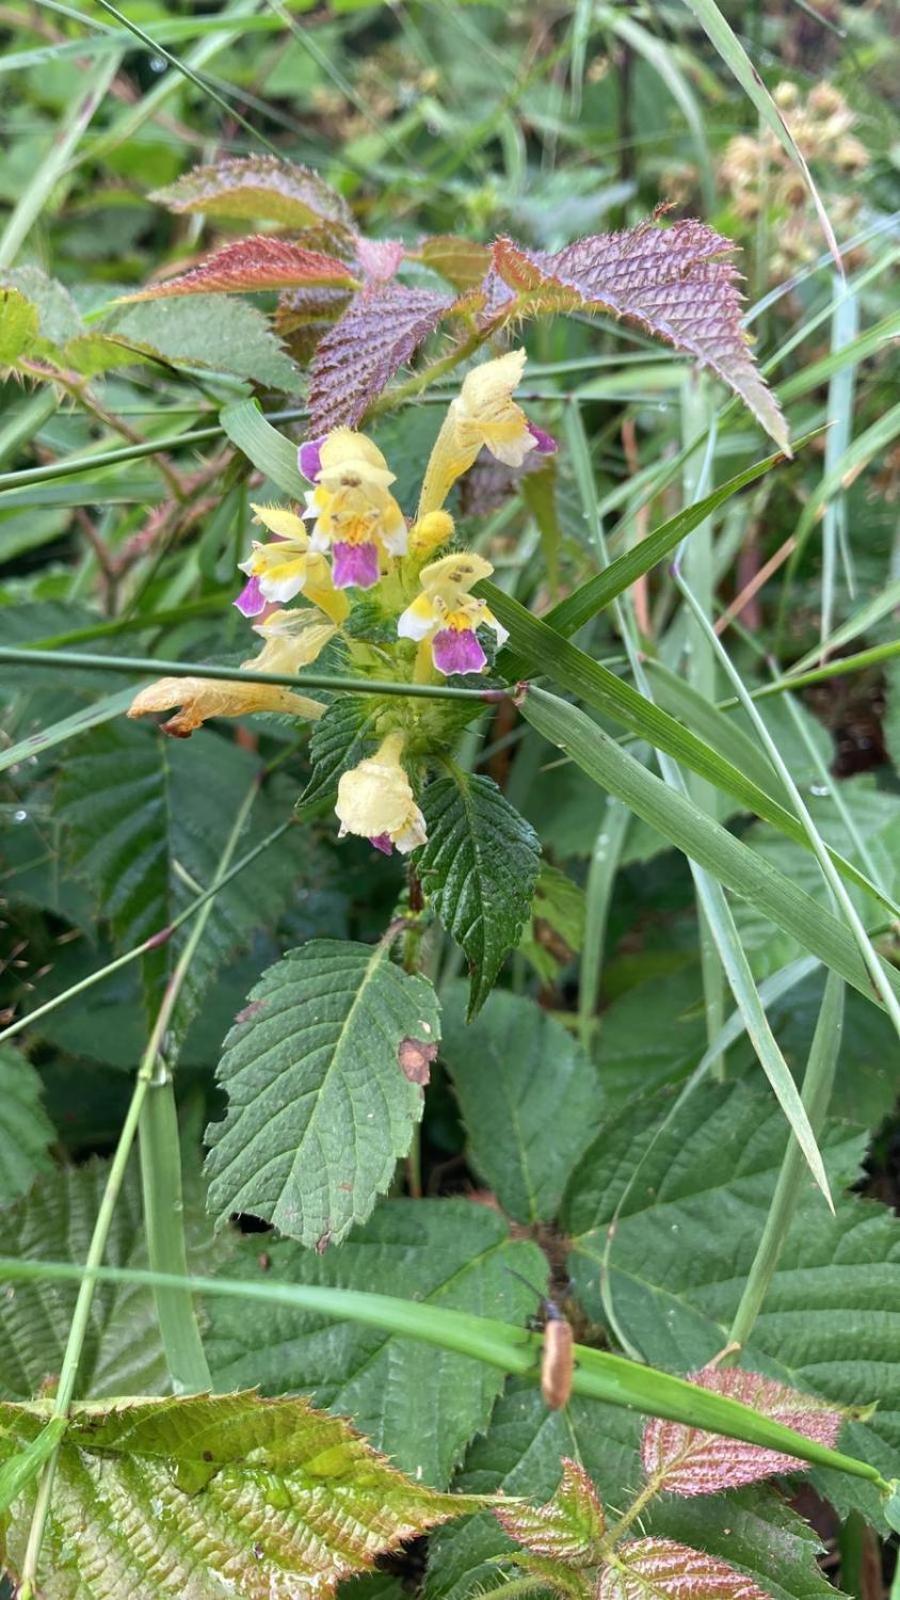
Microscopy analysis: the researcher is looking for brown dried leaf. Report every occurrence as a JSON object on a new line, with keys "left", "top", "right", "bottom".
{"left": 494, "top": 1459, "right": 605, "bottom": 1565}
{"left": 641, "top": 1366, "right": 844, "bottom": 1497}
{"left": 487, "top": 223, "right": 788, "bottom": 452}
{"left": 308, "top": 282, "right": 454, "bottom": 430}
{"left": 599, "top": 1540, "right": 769, "bottom": 1600}
{"left": 151, "top": 155, "right": 353, "bottom": 228}
{"left": 420, "top": 235, "right": 493, "bottom": 291}
{"left": 126, "top": 237, "right": 358, "bottom": 302}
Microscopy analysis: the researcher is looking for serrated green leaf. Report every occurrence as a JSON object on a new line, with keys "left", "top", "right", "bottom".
{"left": 0, "top": 1161, "right": 194, "bottom": 1400}
{"left": 0, "top": 1390, "right": 476, "bottom": 1600}
{"left": 204, "top": 939, "right": 441, "bottom": 1248}
{"left": 564, "top": 1081, "right": 900, "bottom": 1523}
{"left": 0, "top": 286, "right": 39, "bottom": 364}
{"left": 418, "top": 774, "right": 540, "bottom": 1016}
{"left": 0, "top": 1047, "right": 54, "bottom": 1207}
{"left": 300, "top": 695, "right": 383, "bottom": 808}
{"left": 0, "top": 266, "right": 82, "bottom": 347}
{"left": 95, "top": 293, "right": 302, "bottom": 390}
{"left": 151, "top": 155, "right": 353, "bottom": 228}
{"left": 519, "top": 863, "right": 585, "bottom": 981}
{"left": 207, "top": 1197, "right": 546, "bottom": 1487}
{"left": 54, "top": 721, "right": 309, "bottom": 1033}
{"left": 440, "top": 985, "right": 602, "bottom": 1223}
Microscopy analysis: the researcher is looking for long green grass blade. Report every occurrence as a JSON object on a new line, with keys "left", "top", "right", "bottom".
{"left": 677, "top": 0, "right": 842, "bottom": 270}
{"left": 220, "top": 399, "right": 308, "bottom": 499}
{"left": 0, "top": 1257, "right": 887, "bottom": 1491}
{"left": 486, "top": 587, "right": 899, "bottom": 919}
{"left": 520, "top": 685, "right": 900, "bottom": 1013}
{"left": 0, "top": 689, "right": 136, "bottom": 775}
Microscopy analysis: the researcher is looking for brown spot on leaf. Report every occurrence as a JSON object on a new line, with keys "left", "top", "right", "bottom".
{"left": 398, "top": 1036, "right": 438, "bottom": 1085}
{"left": 316, "top": 1230, "right": 332, "bottom": 1255}
{"left": 235, "top": 999, "right": 266, "bottom": 1025}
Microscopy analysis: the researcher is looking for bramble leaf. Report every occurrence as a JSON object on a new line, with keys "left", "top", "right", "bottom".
{"left": 0, "top": 1390, "right": 476, "bottom": 1600}
{"left": 308, "top": 282, "right": 454, "bottom": 430}
{"left": 0, "top": 285, "right": 39, "bottom": 364}
{"left": 126, "top": 236, "right": 357, "bottom": 301}
{"left": 494, "top": 1458, "right": 605, "bottom": 1562}
{"left": 87, "top": 293, "right": 303, "bottom": 390}
{"left": 564, "top": 1080, "right": 900, "bottom": 1523}
{"left": 440, "top": 986, "right": 602, "bottom": 1221}
{"left": 487, "top": 223, "right": 787, "bottom": 451}
{"left": 300, "top": 695, "right": 384, "bottom": 808}
{"left": 599, "top": 1540, "right": 769, "bottom": 1600}
{"left": 207, "top": 1197, "right": 545, "bottom": 1487}
{"left": 642, "top": 1368, "right": 844, "bottom": 1496}
{"left": 151, "top": 154, "right": 353, "bottom": 227}
{"left": 0, "top": 1160, "right": 198, "bottom": 1400}
{"left": 0, "top": 1047, "right": 54, "bottom": 1208}
{"left": 54, "top": 722, "right": 310, "bottom": 1034}
{"left": 204, "top": 940, "right": 440, "bottom": 1248}
{"left": 417, "top": 774, "right": 541, "bottom": 1017}
{"left": 420, "top": 235, "right": 493, "bottom": 291}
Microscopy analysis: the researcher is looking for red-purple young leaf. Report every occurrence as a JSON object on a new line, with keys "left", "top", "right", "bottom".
{"left": 599, "top": 1540, "right": 770, "bottom": 1600}
{"left": 494, "top": 1459, "right": 605, "bottom": 1565}
{"left": 275, "top": 285, "right": 354, "bottom": 364}
{"left": 487, "top": 224, "right": 789, "bottom": 453}
{"left": 151, "top": 156, "right": 352, "bottom": 228}
{"left": 308, "top": 283, "right": 454, "bottom": 430}
{"left": 641, "top": 1367, "right": 844, "bottom": 1497}
{"left": 420, "top": 234, "right": 493, "bottom": 291}
{"left": 355, "top": 236, "right": 407, "bottom": 282}
{"left": 125, "top": 238, "right": 359, "bottom": 302}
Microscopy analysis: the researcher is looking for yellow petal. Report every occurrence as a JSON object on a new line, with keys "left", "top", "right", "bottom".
{"left": 247, "top": 609, "right": 337, "bottom": 674}
{"left": 318, "top": 428, "right": 396, "bottom": 491}
{"left": 420, "top": 550, "right": 494, "bottom": 594}
{"left": 457, "top": 348, "right": 527, "bottom": 418}
{"left": 250, "top": 504, "right": 307, "bottom": 541}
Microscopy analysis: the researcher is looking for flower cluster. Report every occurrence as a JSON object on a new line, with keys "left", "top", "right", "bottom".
{"left": 129, "top": 348, "right": 554, "bottom": 853}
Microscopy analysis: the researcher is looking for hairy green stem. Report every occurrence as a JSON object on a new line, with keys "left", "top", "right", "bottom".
{"left": 0, "top": 646, "right": 505, "bottom": 703}
{"left": 367, "top": 327, "right": 487, "bottom": 418}
{"left": 729, "top": 970, "right": 844, "bottom": 1348}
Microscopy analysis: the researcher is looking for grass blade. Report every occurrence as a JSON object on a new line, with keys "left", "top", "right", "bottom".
{"left": 520, "top": 684, "right": 900, "bottom": 1014}
{"left": 677, "top": 0, "right": 842, "bottom": 271}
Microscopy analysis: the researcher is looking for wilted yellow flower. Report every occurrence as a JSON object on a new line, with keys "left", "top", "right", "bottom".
{"left": 417, "top": 349, "right": 555, "bottom": 517}
{"left": 397, "top": 551, "right": 508, "bottom": 677}
{"left": 127, "top": 675, "right": 323, "bottom": 739}
{"left": 335, "top": 730, "right": 426, "bottom": 855}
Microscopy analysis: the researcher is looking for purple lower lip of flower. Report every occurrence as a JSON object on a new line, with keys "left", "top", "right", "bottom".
{"left": 527, "top": 421, "right": 557, "bottom": 455}
{"left": 332, "top": 540, "right": 380, "bottom": 589}
{"left": 432, "top": 627, "right": 488, "bottom": 677}
{"left": 298, "top": 435, "right": 326, "bottom": 481}
{"left": 369, "top": 833, "right": 394, "bottom": 855}
{"left": 234, "top": 575, "right": 266, "bottom": 617}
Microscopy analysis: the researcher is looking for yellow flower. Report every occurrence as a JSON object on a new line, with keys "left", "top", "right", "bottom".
{"left": 246, "top": 607, "right": 337, "bottom": 675}
{"left": 127, "top": 675, "right": 323, "bottom": 739}
{"left": 417, "top": 349, "right": 555, "bottom": 517}
{"left": 236, "top": 504, "right": 347, "bottom": 623}
{"left": 303, "top": 428, "right": 408, "bottom": 589}
{"left": 335, "top": 731, "right": 426, "bottom": 855}
{"left": 396, "top": 552, "right": 508, "bottom": 677}
{"left": 408, "top": 509, "right": 455, "bottom": 560}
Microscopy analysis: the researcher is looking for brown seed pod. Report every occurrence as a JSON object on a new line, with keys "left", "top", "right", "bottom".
{"left": 541, "top": 1303, "right": 574, "bottom": 1410}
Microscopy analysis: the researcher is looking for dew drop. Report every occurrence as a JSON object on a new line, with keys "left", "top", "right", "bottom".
{"left": 13, "top": 809, "right": 27, "bottom": 823}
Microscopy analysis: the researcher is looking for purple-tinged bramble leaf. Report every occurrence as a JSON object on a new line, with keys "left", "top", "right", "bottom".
{"left": 151, "top": 155, "right": 353, "bottom": 228}
{"left": 356, "top": 236, "right": 407, "bottom": 281}
{"left": 494, "top": 1458, "right": 605, "bottom": 1564}
{"left": 506, "top": 1551, "right": 595, "bottom": 1600}
{"left": 599, "top": 1539, "right": 770, "bottom": 1600}
{"left": 487, "top": 224, "right": 789, "bottom": 453}
{"left": 126, "top": 237, "right": 358, "bottom": 302}
{"left": 308, "top": 283, "right": 454, "bottom": 430}
{"left": 641, "top": 1367, "right": 844, "bottom": 1497}
{"left": 420, "top": 234, "right": 493, "bottom": 291}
